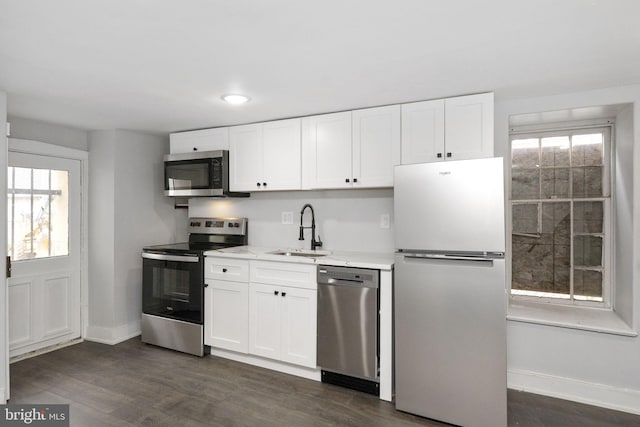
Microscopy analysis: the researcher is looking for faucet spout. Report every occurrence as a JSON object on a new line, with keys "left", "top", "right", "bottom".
{"left": 299, "top": 204, "right": 322, "bottom": 250}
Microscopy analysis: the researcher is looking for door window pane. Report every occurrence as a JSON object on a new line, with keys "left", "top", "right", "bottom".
{"left": 7, "top": 167, "right": 69, "bottom": 261}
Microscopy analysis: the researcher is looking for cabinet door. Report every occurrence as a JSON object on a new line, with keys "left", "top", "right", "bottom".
{"left": 301, "top": 111, "right": 352, "bottom": 189}
{"left": 170, "top": 128, "right": 229, "bottom": 153}
{"left": 248, "top": 282, "right": 281, "bottom": 359}
{"left": 280, "top": 286, "right": 317, "bottom": 368}
{"left": 401, "top": 99, "right": 445, "bottom": 164}
{"left": 262, "top": 118, "right": 301, "bottom": 190}
{"left": 229, "top": 123, "right": 264, "bottom": 191}
{"left": 352, "top": 105, "right": 400, "bottom": 188}
{"left": 205, "top": 280, "right": 249, "bottom": 353}
{"left": 444, "top": 92, "right": 494, "bottom": 161}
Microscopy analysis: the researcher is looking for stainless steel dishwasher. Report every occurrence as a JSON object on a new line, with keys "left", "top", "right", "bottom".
{"left": 317, "top": 265, "right": 380, "bottom": 395}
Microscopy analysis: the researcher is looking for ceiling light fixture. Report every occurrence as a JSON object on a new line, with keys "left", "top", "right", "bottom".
{"left": 221, "top": 94, "right": 251, "bottom": 105}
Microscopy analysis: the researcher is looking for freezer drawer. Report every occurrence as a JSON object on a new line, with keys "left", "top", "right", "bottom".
{"left": 394, "top": 253, "right": 507, "bottom": 427}
{"left": 317, "top": 266, "right": 379, "bottom": 381}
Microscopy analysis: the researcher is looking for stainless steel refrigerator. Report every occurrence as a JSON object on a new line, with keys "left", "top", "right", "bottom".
{"left": 394, "top": 157, "right": 507, "bottom": 427}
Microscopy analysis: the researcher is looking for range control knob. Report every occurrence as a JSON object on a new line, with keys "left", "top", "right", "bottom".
{"left": 234, "top": 222, "right": 240, "bottom": 227}
{"left": 227, "top": 223, "right": 233, "bottom": 227}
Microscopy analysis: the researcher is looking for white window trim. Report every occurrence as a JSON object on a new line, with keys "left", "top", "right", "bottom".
{"left": 509, "top": 125, "right": 613, "bottom": 307}
{"left": 506, "top": 121, "right": 636, "bottom": 335}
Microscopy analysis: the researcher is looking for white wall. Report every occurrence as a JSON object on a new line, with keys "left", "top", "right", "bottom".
{"left": 189, "top": 188, "right": 394, "bottom": 253}
{"left": 7, "top": 116, "right": 88, "bottom": 151}
{"left": 87, "top": 130, "right": 116, "bottom": 340}
{"left": 496, "top": 84, "right": 640, "bottom": 414}
{"left": 113, "top": 130, "right": 180, "bottom": 335}
{"left": 0, "top": 91, "right": 8, "bottom": 401}
{"left": 87, "top": 129, "right": 178, "bottom": 344}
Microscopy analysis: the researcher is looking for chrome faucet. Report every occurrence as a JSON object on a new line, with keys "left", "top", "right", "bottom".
{"left": 299, "top": 203, "right": 323, "bottom": 250}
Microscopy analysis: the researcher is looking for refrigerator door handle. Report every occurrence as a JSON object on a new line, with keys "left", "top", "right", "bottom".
{"left": 403, "top": 254, "right": 495, "bottom": 263}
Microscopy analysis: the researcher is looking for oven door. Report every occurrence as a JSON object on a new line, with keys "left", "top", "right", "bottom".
{"left": 142, "top": 252, "right": 204, "bottom": 324}
{"left": 164, "top": 156, "right": 224, "bottom": 197}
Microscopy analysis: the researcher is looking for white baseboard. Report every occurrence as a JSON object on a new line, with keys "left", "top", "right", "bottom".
{"left": 210, "top": 348, "right": 321, "bottom": 382}
{"left": 85, "top": 320, "right": 141, "bottom": 345}
{"left": 508, "top": 369, "right": 640, "bottom": 415}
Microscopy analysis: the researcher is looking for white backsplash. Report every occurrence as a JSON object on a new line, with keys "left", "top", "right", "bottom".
{"left": 188, "top": 189, "right": 395, "bottom": 253}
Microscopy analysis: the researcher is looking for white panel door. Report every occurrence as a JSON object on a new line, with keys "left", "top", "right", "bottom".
{"left": 352, "top": 105, "right": 400, "bottom": 188}
{"left": 8, "top": 280, "right": 32, "bottom": 349}
{"left": 301, "top": 112, "right": 352, "bottom": 189}
{"left": 169, "top": 127, "right": 229, "bottom": 153}
{"left": 8, "top": 151, "right": 81, "bottom": 357}
{"left": 248, "top": 282, "right": 281, "bottom": 359}
{"left": 444, "top": 93, "right": 494, "bottom": 161}
{"left": 229, "top": 123, "right": 264, "bottom": 191}
{"left": 205, "top": 280, "right": 249, "bottom": 353}
{"left": 262, "top": 118, "right": 301, "bottom": 190}
{"left": 401, "top": 99, "right": 445, "bottom": 164}
{"left": 280, "top": 286, "right": 317, "bottom": 368}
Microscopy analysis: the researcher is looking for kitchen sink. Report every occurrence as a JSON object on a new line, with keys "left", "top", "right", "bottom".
{"left": 267, "top": 249, "right": 331, "bottom": 257}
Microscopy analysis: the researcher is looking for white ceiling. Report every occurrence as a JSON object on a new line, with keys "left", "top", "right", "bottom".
{"left": 1, "top": 0, "right": 639, "bottom": 135}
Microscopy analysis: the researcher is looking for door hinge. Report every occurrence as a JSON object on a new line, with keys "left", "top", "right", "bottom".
{"left": 6, "top": 256, "right": 11, "bottom": 278}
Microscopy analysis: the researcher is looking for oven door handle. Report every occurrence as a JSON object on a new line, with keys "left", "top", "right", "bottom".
{"left": 142, "top": 252, "right": 200, "bottom": 263}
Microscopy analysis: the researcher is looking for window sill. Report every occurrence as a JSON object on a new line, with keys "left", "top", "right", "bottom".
{"left": 507, "top": 299, "right": 637, "bottom": 337}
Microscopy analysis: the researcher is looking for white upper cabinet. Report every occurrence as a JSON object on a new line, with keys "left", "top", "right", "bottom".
{"left": 229, "top": 118, "right": 301, "bottom": 192}
{"left": 444, "top": 92, "right": 494, "bottom": 161}
{"left": 401, "top": 93, "right": 494, "bottom": 164}
{"left": 302, "top": 107, "right": 400, "bottom": 189}
{"left": 229, "top": 123, "right": 263, "bottom": 191}
{"left": 262, "top": 119, "right": 302, "bottom": 190}
{"left": 352, "top": 105, "right": 401, "bottom": 188}
{"left": 169, "top": 127, "right": 229, "bottom": 153}
{"left": 302, "top": 111, "right": 352, "bottom": 189}
{"left": 401, "top": 99, "right": 445, "bottom": 164}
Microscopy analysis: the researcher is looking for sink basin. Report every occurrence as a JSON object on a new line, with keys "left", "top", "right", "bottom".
{"left": 267, "top": 249, "right": 330, "bottom": 258}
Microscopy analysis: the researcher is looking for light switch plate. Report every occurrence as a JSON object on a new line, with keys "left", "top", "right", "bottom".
{"left": 380, "top": 214, "right": 390, "bottom": 229}
{"left": 282, "top": 212, "right": 293, "bottom": 225}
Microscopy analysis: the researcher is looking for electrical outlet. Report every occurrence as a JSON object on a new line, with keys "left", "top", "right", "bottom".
{"left": 380, "top": 214, "right": 390, "bottom": 229}
{"left": 282, "top": 211, "right": 293, "bottom": 225}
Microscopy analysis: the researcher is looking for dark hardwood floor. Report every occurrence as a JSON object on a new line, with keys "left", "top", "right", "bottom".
{"left": 8, "top": 338, "right": 640, "bottom": 426}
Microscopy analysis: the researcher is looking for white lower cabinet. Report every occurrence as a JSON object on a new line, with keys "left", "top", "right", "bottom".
{"left": 249, "top": 282, "right": 317, "bottom": 368}
{"left": 205, "top": 257, "right": 317, "bottom": 369}
{"left": 204, "top": 280, "right": 249, "bottom": 353}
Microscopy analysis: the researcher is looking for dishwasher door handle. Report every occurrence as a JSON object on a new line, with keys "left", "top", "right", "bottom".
{"left": 321, "top": 278, "right": 378, "bottom": 289}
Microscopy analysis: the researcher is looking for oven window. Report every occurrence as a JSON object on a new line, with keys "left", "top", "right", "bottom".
{"left": 143, "top": 257, "right": 203, "bottom": 323}
{"left": 153, "top": 267, "right": 190, "bottom": 302}
{"left": 165, "top": 160, "right": 212, "bottom": 190}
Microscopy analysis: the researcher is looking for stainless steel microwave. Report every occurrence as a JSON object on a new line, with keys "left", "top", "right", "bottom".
{"left": 164, "top": 150, "right": 249, "bottom": 198}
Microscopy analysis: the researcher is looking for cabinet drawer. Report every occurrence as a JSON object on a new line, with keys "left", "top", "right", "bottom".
{"left": 205, "top": 258, "right": 249, "bottom": 282}
{"left": 250, "top": 261, "right": 317, "bottom": 290}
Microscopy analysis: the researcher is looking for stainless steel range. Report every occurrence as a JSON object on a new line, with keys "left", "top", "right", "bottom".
{"left": 141, "top": 217, "right": 248, "bottom": 356}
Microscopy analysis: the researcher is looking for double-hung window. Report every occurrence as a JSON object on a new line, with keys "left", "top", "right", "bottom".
{"left": 510, "top": 126, "right": 611, "bottom": 306}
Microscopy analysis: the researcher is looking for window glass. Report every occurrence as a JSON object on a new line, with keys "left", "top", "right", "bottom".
{"left": 510, "top": 129, "right": 609, "bottom": 304}
{"left": 7, "top": 167, "right": 69, "bottom": 260}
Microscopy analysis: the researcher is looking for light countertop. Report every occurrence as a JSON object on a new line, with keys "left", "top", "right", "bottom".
{"left": 204, "top": 246, "right": 394, "bottom": 271}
